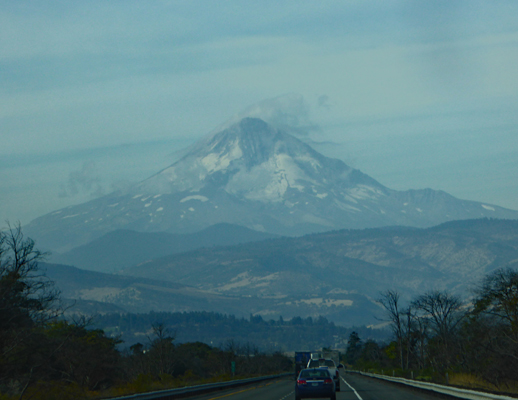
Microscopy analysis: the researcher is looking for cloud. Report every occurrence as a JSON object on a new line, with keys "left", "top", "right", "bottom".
{"left": 109, "top": 179, "right": 136, "bottom": 195}
{"left": 59, "top": 161, "right": 104, "bottom": 199}
{"left": 214, "top": 93, "right": 320, "bottom": 137}
{"left": 317, "top": 95, "right": 331, "bottom": 110}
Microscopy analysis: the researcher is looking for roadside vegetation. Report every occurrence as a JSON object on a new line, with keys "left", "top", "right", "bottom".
{"left": 345, "top": 272, "right": 518, "bottom": 395}
{"left": 0, "top": 225, "right": 292, "bottom": 400}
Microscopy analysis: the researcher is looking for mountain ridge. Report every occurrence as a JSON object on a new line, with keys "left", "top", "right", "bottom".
{"left": 41, "top": 218, "right": 518, "bottom": 326}
{"left": 121, "top": 218, "right": 518, "bottom": 301}
{"left": 51, "top": 223, "right": 278, "bottom": 272}
{"left": 24, "top": 118, "right": 518, "bottom": 252}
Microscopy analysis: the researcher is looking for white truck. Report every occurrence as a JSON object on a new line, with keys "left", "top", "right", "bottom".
{"left": 306, "top": 350, "right": 343, "bottom": 391}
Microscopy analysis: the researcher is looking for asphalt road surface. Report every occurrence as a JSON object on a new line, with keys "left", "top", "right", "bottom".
{"left": 186, "top": 372, "right": 449, "bottom": 400}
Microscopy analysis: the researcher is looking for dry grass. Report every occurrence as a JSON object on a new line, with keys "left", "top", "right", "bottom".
{"left": 449, "top": 373, "right": 518, "bottom": 396}
{"left": 449, "top": 373, "right": 498, "bottom": 391}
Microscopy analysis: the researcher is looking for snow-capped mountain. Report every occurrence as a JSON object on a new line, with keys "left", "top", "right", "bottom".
{"left": 25, "top": 117, "right": 518, "bottom": 252}
{"left": 137, "top": 117, "right": 387, "bottom": 227}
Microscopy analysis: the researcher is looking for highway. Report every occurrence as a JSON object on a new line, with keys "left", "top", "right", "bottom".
{"left": 185, "top": 372, "right": 449, "bottom": 400}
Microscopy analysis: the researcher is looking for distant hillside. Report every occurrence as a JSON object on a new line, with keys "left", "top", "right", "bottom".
{"left": 42, "top": 263, "right": 258, "bottom": 316}
{"left": 42, "top": 219, "right": 518, "bottom": 327}
{"left": 51, "top": 223, "right": 278, "bottom": 272}
{"left": 121, "top": 218, "right": 518, "bottom": 303}
{"left": 42, "top": 263, "right": 382, "bottom": 326}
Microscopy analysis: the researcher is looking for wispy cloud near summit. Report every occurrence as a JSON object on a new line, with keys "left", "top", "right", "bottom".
{"left": 213, "top": 94, "right": 319, "bottom": 138}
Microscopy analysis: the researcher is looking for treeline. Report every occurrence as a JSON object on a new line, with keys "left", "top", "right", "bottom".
{"left": 345, "top": 270, "right": 518, "bottom": 392}
{"left": 92, "top": 310, "right": 386, "bottom": 351}
{"left": 0, "top": 225, "right": 292, "bottom": 400}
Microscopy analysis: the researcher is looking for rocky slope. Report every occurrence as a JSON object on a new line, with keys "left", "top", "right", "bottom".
{"left": 121, "top": 218, "right": 518, "bottom": 301}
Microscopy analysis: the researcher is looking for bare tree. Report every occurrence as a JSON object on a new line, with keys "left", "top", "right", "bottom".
{"left": 475, "top": 268, "right": 518, "bottom": 332}
{"left": 0, "top": 222, "right": 62, "bottom": 398}
{"left": 467, "top": 268, "right": 518, "bottom": 384}
{"left": 412, "top": 290, "right": 464, "bottom": 370}
{"left": 146, "top": 322, "right": 177, "bottom": 376}
{"left": 413, "top": 310, "right": 429, "bottom": 370}
{"left": 402, "top": 306, "right": 414, "bottom": 370}
{"left": 0, "top": 222, "right": 60, "bottom": 325}
{"left": 378, "top": 290, "right": 405, "bottom": 369}
{"left": 412, "top": 290, "right": 464, "bottom": 340}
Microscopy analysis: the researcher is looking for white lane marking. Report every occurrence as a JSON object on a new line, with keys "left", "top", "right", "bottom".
{"left": 342, "top": 377, "right": 363, "bottom": 400}
{"left": 279, "top": 391, "right": 294, "bottom": 399}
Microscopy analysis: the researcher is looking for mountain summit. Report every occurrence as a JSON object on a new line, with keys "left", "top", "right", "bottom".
{"left": 139, "top": 117, "right": 382, "bottom": 202}
{"left": 25, "top": 118, "right": 518, "bottom": 252}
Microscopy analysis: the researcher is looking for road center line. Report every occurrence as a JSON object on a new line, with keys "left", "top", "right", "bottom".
{"left": 342, "top": 377, "right": 363, "bottom": 400}
{"left": 279, "top": 390, "right": 294, "bottom": 399}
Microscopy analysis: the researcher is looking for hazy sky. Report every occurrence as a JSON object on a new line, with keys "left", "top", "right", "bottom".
{"left": 2, "top": 1, "right": 518, "bottom": 225}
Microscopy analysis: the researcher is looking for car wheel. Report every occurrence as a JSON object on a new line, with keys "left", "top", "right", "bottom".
{"left": 330, "top": 395, "right": 336, "bottom": 400}
{"left": 336, "top": 384, "right": 340, "bottom": 392}
{"left": 295, "top": 396, "right": 301, "bottom": 400}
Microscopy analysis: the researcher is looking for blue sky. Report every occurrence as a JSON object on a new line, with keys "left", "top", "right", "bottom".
{"left": 1, "top": 1, "right": 518, "bottom": 225}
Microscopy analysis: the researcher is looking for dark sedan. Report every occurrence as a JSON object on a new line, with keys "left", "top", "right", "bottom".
{"left": 295, "top": 368, "right": 336, "bottom": 400}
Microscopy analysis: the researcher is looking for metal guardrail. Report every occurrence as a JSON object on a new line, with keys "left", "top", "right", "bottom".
{"left": 355, "top": 371, "right": 517, "bottom": 400}
{"left": 104, "top": 373, "right": 292, "bottom": 400}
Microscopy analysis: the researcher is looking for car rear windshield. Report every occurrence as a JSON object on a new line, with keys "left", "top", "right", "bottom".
{"left": 300, "top": 369, "right": 330, "bottom": 379}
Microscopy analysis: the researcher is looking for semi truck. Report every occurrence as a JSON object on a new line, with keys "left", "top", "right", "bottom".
{"left": 294, "top": 351, "right": 313, "bottom": 377}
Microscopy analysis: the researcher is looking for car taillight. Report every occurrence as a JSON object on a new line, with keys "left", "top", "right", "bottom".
{"left": 336, "top": 371, "right": 339, "bottom": 377}
{"left": 324, "top": 378, "right": 333, "bottom": 384}
{"left": 297, "top": 379, "right": 307, "bottom": 385}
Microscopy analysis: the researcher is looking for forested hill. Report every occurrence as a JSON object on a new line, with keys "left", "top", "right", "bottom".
{"left": 91, "top": 311, "right": 389, "bottom": 351}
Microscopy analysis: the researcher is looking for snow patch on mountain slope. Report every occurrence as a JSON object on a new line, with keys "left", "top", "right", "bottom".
{"left": 333, "top": 199, "right": 362, "bottom": 213}
{"left": 225, "top": 152, "right": 318, "bottom": 201}
{"left": 294, "top": 154, "right": 322, "bottom": 171}
{"left": 201, "top": 141, "right": 243, "bottom": 172}
{"left": 180, "top": 195, "right": 209, "bottom": 203}
{"left": 349, "top": 185, "right": 385, "bottom": 200}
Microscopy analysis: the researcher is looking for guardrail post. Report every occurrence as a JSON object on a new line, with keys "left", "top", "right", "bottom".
{"left": 392, "top": 370, "right": 395, "bottom": 377}
{"left": 446, "top": 372, "right": 449, "bottom": 385}
{"left": 411, "top": 371, "right": 413, "bottom": 380}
